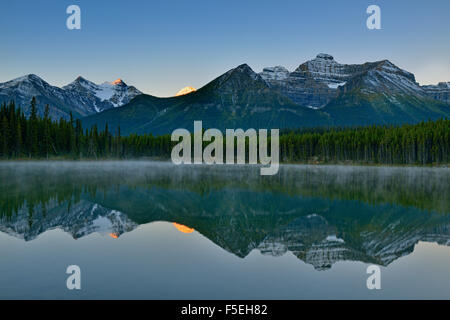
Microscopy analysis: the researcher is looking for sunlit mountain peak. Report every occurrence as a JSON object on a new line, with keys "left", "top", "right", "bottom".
{"left": 175, "top": 86, "right": 196, "bottom": 96}
{"left": 111, "top": 78, "right": 125, "bottom": 85}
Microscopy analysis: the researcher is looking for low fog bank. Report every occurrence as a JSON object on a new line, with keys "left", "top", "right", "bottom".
{"left": 0, "top": 160, "right": 448, "bottom": 180}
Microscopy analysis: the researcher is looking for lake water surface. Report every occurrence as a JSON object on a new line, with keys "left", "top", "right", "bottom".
{"left": 0, "top": 161, "right": 449, "bottom": 299}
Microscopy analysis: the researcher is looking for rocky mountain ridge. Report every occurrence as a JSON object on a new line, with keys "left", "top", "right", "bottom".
{"left": 0, "top": 74, "right": 142, "bottom": 120}
{"left": 259, "top": 54, "right": 444, "bottom": 108}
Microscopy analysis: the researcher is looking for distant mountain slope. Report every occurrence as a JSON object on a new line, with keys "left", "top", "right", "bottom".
{"left": 0, "top": 74, "right": 87, "bottom": 119}
{"left": 422, "top": 82, "right": 450, "bottom": 104}
{"left": 324, "top": 92, "right": 449, "bottom": 126}
{"left": 0, "top": 74, "right": 142, "bottom": 120}
{"left": 323, "top": 60, "right": 449, "bottom": 125}
{"left": 82, "top": 64, "right": 330, "bottom": 135}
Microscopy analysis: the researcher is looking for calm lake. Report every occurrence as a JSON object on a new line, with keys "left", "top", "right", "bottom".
{"left": 0, "top": 161, "right": 449, "bottom": 299}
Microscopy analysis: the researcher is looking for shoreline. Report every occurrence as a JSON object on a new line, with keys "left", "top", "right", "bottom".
{"left": 0, "top": 158, "right": 448, "bottom": 168}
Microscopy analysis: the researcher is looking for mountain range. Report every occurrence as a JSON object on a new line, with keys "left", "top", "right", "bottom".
{"left": 82, "top": 54, "right": 450, "bottom": 135}
{"left": 1, "top": 54, "right": 449, "bottom": 135}
{"left": 0, "top": 75, "right": 141, "bottom": 120}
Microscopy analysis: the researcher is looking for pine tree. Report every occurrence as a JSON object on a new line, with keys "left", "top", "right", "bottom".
{"left": 43, "top": 105, "right": 50, "bottom": 158}
{"left": 1, "top": 115, "right": 9, "bottom": 157}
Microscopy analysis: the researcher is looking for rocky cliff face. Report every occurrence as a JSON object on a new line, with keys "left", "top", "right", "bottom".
{"left": 341, "top": 60, "right": 424, "bottom": 95}
{"left": 259, "top": 66, "right": 290, "bottom": 81}
{"left": 260, "top": 54, "right": 428, "bottom": 108}
{"left": 260, "top": 54, "right": 363, "bottom": 108}
{"left": 422, "top": 82, "right": 450, "bottom": 104}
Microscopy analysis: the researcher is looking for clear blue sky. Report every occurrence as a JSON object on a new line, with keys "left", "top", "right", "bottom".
{"left": 0, "top": 0, "right": 449, "bottom": 97}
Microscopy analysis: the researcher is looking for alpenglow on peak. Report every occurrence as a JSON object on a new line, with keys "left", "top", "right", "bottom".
{"left": 175, "top": 86, "right": 197, "bottom": 96}
{"left": 111, "top": 78, "right": 125, "bottom": 85}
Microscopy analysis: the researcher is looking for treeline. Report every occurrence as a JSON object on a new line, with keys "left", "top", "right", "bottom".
{"left": 279, "top": 119, "right": 449, "bottom": 164}
{"left": 0, "top": 99, "right": 449, "bottom": 164}
{"left": 0, "top": 99, "right": 172, "bottom": 159}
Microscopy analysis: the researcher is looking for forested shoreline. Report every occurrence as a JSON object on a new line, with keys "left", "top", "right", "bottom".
{"left": 1, "top": 99, "right": 449, "bottom": 165}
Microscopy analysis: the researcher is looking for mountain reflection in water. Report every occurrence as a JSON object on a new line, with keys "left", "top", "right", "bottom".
{"left": 0, "top": 161, "right": 449, "bottom": 271}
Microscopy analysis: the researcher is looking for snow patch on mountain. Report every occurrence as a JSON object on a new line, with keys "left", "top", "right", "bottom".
{"left": 327, "top": 82, "right": 346, "bottom": 89}
{"left": 326, "top": 235, "right": 345, "bottom": 243}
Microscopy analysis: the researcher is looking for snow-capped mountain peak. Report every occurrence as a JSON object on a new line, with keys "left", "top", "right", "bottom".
{"left": 111, "top": 78, "right": 125, "bottom": 86}
{"left": 63, "top": 76, "right": 142, "bottom": 113}
{"left": 1, "top": 74, "right": 48, "bottom": 90}
{"left": 175, "top": 86, "right": 197, "bottom": 96}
